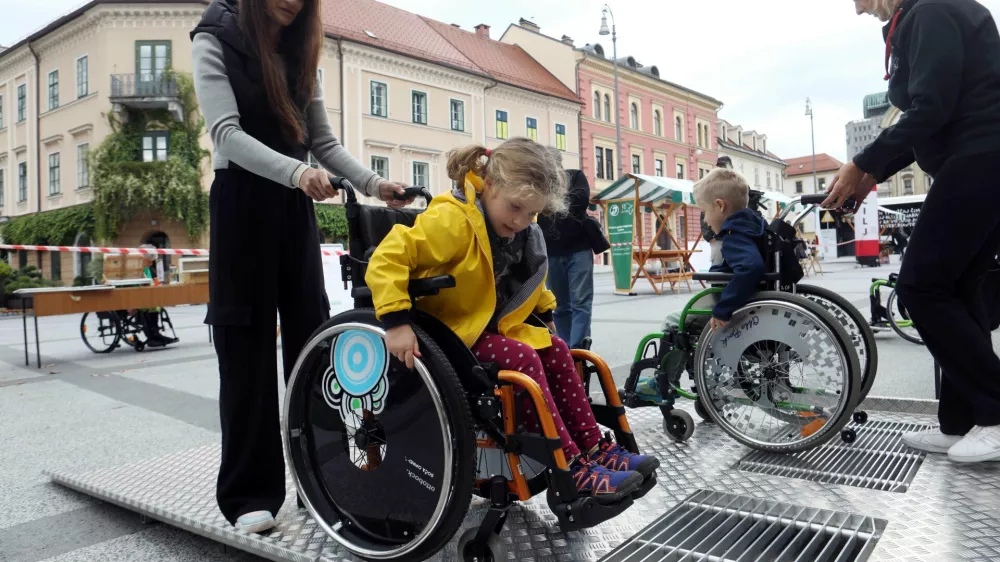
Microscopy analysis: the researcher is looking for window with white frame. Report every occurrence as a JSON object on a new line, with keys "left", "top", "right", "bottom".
{"left": 17, "top": 84, "right": 26, "bottom": 122}
{"left": 629, "top": 103, "right": 638, "bottom": 130}
{"left": 0, "top": 95, "right": 3, "bottom": 129}
{"left": 496, "top": 110, "right": 508, "bottom": 139}
{"left": 371, "top": 156, "right": 388, "bottom": 179}
{"left": 593, "top": 90, "right": 601, "bottom": 119}
{"left": 676, "top": 161, "right": 685, "bottom": 179}
{"left": 655, "top": 159, "right": 663, "bottom": 177}
{"left": 555, "top": 124, "right": 566, "bottom": 151}
{"left": 526, "top": 117, "right": 538, "bottom": 141}
{"left": 18, "top": 162, "right": 27, "bottom": 202}
{"left": 766, "top": 170, "right": 771, "bottom": 188}
{"left": 77, "top": 56, "right": 88, "bottom": 98}
{"left": 142, "top": 132, "right": 169, "bottom": 162}
{"left": 371, "top": 82, "right": 387, "bottom": 117}
{"left": 48, "top": 71, "right": 59, "bottom": 110}
{"left": 603, "top": 94, "right": 611, "bottom": 122}
{"left": 77, "top": 144, "right": 89, "bottom": 188}
{"left": 632, "top": 154, "right": 641, "bottom": 174}
{"left": 675, "top": 115, "right": 683, "bottom": 141}
{"left": 605, "top": 148, "right": 614, "bottom": 180}
{"left": 796, "top": 180, "right": 803, "bottom": 194}
{"left": 697, "top": 125, "right": 703, "bottom": 148}
{"left": 48, "top": 153, "right": 61, "bottom": 195}
{"left": 595, "top": 147, "right": 605, "bottom": 179}
{"left": 412, "top": 162, "right": 429, "bottom": 187}
{"left": 653, "top": 110, "right": 661, "bottom": 136}
{"left": 450, "top": 99, "right": 464, "bottom": 131}
{"left": 411, "top": 91, "right": 427, "bottom": 125}
{"left": 0, "top": 168, "right": 4, "bottom": 206}
{"left": 754, "top": 167, "right": 759, "bottom": 186}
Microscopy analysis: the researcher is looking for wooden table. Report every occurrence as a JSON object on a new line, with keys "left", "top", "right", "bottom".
{"left": 15, "top": 283, "right": 209, "bottom": 368}
{"left": 632, "top": 248, "right": 703, "bottom": 294}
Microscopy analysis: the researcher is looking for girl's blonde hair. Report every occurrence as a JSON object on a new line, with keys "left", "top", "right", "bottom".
{"left": 446, "top": 137, "right": 568, "bottom": 215}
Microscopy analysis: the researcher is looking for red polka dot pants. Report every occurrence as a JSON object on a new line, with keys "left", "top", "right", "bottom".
{"left": 471, "top": 332, "right": 602, "bottom": 460}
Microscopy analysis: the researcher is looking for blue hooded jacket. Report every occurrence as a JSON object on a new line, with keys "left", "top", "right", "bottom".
{"left": 710, "top": 208, "right": 768, "bottom": 321}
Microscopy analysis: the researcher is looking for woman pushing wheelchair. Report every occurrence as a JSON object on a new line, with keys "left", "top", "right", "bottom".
{"left": 366, "top": 137, "right": 660, "bottom": 502}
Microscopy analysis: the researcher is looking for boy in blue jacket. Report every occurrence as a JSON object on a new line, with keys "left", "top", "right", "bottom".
{"left": 661, "top": 168, "right": 767, "bottom": 333}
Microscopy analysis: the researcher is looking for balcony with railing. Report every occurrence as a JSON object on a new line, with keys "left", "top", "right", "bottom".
{"left": 109, "top": 73, "right": 182, "bottom": 122}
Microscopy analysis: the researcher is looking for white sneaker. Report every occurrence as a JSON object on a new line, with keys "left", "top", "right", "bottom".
{"left": 947, "top": 426, "right": 1000, "bottom": 463}
{"left": 901, "top": 429, "right": 962, "bottom": 454}
{"left": 235, "top": 510, "right": 276, "bottom": 534}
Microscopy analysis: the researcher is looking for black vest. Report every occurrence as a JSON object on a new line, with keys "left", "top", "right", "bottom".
{"left": 191, "top": 0, "right": 310, "bottom": 163}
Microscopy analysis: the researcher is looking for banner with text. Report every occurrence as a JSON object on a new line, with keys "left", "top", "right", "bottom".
{"left": 855, "top": 188, "right": 880, "bottom": 259}
{"left": 606, "top": 199, "right": 636, "bottom": 295}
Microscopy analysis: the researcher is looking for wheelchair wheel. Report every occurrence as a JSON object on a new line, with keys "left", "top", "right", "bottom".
{"left": 80, "top": 311, "right": 121, "bottom": 353}
{"left": 887, "top": 289, "right": 924, "bottom": 345}
{"left": 796, "top": 284, "right": 879, "bottom": 402}
{"left": 159, "top": 309, "right": 177, "bottom": 340}
{"left": 283, "top": 309, "right": 476, "bottom": 562}
{"left": 118, "top": 312, "right": 147, "bottom": 350}
{"left": 693, "top": 292, "right": 862, "bottom": 454}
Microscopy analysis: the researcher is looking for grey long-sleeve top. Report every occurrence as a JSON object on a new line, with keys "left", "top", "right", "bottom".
{"left": 192, "top": 33, "right": 383, "bottom": 197}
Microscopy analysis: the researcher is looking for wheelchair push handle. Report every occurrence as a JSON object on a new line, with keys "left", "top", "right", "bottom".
{"left": 393, "top": 186, "right": 433, "bottom": 203}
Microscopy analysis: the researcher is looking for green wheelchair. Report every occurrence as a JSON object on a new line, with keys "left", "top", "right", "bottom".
{"left": 617, "top": 194, "right": 877, "bottom": 453}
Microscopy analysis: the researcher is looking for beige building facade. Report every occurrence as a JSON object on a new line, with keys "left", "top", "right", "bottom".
{"left": 0, "top": 0, "right": 581, "bottom": 284}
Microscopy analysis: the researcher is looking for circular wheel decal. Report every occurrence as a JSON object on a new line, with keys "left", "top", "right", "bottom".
{"left": 323, "top": 330, "right": 391, "bottom": 422}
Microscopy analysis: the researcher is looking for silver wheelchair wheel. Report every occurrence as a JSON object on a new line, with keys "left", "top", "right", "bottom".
{"left": 693, "top": 292, "right": 862, "bottom": 454}
{"left": 283, "top": 310, "right": 476, "bottom": 561}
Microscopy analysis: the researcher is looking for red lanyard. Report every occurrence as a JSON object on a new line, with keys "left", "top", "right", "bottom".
{"left": 884, "top": 10, "right": 903, "bottom": 80}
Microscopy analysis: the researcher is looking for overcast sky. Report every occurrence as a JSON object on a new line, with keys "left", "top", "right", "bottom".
{"left": 2, "top": 0, "right": 998, "bottom": 162}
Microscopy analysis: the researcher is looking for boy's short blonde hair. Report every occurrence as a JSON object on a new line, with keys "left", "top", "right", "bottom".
{"left": 694, "top": 168, "right": 750, "bottom": 209}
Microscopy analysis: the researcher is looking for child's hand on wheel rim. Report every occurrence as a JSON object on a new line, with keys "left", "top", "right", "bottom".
{"left": 386, "top": 324, "right": 421, "bottom": 369}
{"left": 710, "top": 317, "right": 729, "bottom": 332}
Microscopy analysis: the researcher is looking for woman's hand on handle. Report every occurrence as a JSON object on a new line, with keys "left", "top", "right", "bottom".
{"left": 379, "top": 181, "right": 415, "bottom": 209}
{"left": 386, "top": 324, "right": 421, "bottom": 369}
{"left": 822, "top": 161, "right": 875, "bottom": 209}
{"left": 299, "top": 168, "right": 339, "bottom": 201}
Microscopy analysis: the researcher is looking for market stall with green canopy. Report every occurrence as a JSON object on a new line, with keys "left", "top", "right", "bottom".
{"left": 592, "top": 173, "right": 701, "bottom": 295}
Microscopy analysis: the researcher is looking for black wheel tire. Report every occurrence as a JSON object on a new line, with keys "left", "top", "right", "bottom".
{"left": 663, "top": 409, "right": 695, "bottom": 442}
{"left": 693, "top": 292, "right": 863, "bottom": 454}
{"left": 80, "top": 312, "right": 121, "bottom": 353}
{"left": 694, "top": 397, "right": 713, "bottom": 423}
{"left": 134, "top": 341, "right": 145, "bottom": 352}
{"left": 796, "top": 284, "right": 879, "bottom": 403}
{"left": 284, "top": 309, "right": 476, "bottom": 562}
{"left": 841, "top": 428, "right": 858, "bottom": 444}
{"left": 887, "top": 290, "right": 925, "bottom": 345}
{"left": 853, "top": 411, "right": 869, "bottom": 425}
{"left": 457, "top": 527, "right": 507, "bottom": 562}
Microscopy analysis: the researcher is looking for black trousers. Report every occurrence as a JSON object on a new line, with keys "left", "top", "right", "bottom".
{"left": 207, "top": 170, "right": 329, "bottom": 524}
{"left": 895, "top": 152, "right": 1000, "bottom": 434}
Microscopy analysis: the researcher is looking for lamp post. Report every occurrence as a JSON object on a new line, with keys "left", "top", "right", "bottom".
{"left": 805, "top": 97, "right": 818, "bottom": 193}
{"left": 599, "top": 5, "right": 623, "bottom": 178}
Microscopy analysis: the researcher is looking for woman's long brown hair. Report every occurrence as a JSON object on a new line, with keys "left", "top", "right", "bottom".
{"left": 238, "top": 0, "right": 323, "bottom": 145}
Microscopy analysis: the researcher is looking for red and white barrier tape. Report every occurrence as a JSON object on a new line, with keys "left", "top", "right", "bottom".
{"left": 0, "top": 244, "right": 345, "bottom": 257}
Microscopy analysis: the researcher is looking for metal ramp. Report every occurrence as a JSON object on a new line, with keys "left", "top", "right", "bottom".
{"left": 45, "top": 402, "right": 1000, "bottom": 562}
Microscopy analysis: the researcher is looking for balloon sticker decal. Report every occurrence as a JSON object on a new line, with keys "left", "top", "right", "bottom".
{"left": 323, "top": 330, "right": 390, "bottom": 421}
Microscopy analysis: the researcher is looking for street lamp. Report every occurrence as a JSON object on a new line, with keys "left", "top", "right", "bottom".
{"left": 599, "top": 5, "right": 623, "bottom": 178}
{"left": 805, "top": 97, "right": 818, "bottom": 193}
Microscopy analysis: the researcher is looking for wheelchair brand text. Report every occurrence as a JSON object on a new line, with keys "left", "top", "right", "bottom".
{"left": 720, "top": 315, "right": 760, "bottom": 348}
{"left": 405, "top": 457, "right": 436, "bottom": 493}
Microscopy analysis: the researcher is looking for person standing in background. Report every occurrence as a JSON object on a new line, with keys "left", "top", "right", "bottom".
{"left": 539, "top": 169, "right": 605, "bottom": 349}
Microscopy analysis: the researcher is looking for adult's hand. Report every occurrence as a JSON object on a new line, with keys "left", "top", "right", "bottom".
{"left": 378, "top": 181, "right": 415, "bottom": 209}
{"left": 299, "top": 168, "right": 339, "bottom": 202}
{"left": 822, "top": 161, "right": 874, "bottom": 208}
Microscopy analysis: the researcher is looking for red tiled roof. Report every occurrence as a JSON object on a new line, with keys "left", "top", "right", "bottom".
{"left": 321, "top": 0, "right": 578, "bottom": 103}
{"left": 422, "top": 18, "right": 578, "bottom": 103}
{"left": 321, "top": 0, "right": 484, "bottom": 76}
{"left": 784, "top": 154, "right": 844, "bottom": 176}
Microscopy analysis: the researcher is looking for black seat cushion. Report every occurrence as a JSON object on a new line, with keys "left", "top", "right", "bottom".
{"left": 350, "top": 206, "right": 424, "bottom": 287}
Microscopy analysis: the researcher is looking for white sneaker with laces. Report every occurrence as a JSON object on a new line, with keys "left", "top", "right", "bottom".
{"left": 948, "top": 426, "right": 1000, "bottom": 463}
{"left": 235, "top": 510, "right": 276, "bottom": 534}
{"left": 901, "top": 429, "right": 962, "bottom": 454}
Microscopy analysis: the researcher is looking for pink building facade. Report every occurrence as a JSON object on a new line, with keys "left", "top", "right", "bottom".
{"left": 577, "top": 49, "right": 723, "bottom": 252}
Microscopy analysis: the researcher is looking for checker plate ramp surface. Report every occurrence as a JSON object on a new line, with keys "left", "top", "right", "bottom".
{"left": 737, "top": 420, "right": 933, "bottom": 493}
{"left": 599, "top": 489, "right": 887, "bottom": 562}
{"left": 45, "top": 405, "right": 1000, "bottom": 562}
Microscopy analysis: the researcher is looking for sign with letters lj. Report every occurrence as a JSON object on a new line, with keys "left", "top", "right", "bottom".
{"left": 606, "top": 200, "right": 636, "bottom": 295}
{"left": 855, "top": 188, "right": 879, "bottom": 258}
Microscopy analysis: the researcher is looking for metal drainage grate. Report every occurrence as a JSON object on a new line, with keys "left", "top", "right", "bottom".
{"left": 600, "top": 489, "right": 887, "bottom": 562}
{"left": 738, "top": 420, "right": 932, "bottom": 493}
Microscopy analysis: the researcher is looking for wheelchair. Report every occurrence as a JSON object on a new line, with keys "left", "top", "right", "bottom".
{"left": 619, "top": 194, "right": 874, "bottom": 453}
{"left": 282, "top": 180, "right": 654, "bottom": 562}
{"left": 869, "top": 273, "right": 923, "bottom": 345}
{"left": 80, "top": 308, "right": 177, "bottom": 353}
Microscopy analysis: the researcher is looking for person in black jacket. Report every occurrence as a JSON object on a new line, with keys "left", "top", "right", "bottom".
{"left": 826, "top": 0, "right": 1000, "bottom": 463}
{"left": 538, "top": 170, "right": 598, "bottom": 349}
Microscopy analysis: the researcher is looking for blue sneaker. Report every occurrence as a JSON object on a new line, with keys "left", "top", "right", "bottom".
{"left": 571, "top": 459, "right": 643, "bottom": 503}
{"left": 590, "top": 434, "right": 660, "bottom": 478}
{"left": 634, "top": 375, "right": 661, "bottom": 402}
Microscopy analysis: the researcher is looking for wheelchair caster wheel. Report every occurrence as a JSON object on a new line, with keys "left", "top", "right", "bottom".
{"left": 694, "top": 399, "right": 713, "bottom": 423}
{"left": 663, "top": 409, "right": 695, "bottom": 442}
{"left": 853, "top": 411, "right": 868, "bottom": 425}
{"left": 135, "top": 342, "right": 145, "bottom": 352}
{"left": 841, "top": 428, "right": 858, "bottom": 444}
{"left": 457, "top": 528, "right": 507, "bottom": 562}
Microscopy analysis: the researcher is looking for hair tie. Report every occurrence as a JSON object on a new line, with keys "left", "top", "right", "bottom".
{"left": 484, "top": 148, "right": 492, "bottom": 158}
